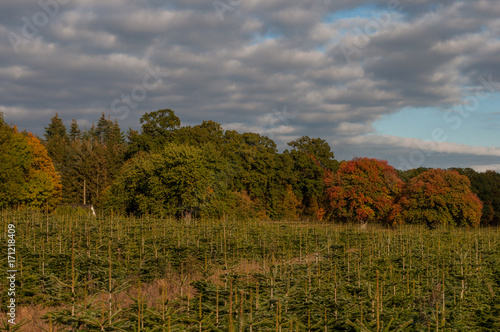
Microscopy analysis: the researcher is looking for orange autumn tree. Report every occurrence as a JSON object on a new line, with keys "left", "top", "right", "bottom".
{"left": 400, "top": 169, "right": 482, "bottom": 228}
{"left": 324, "top": 157, "right": 404, "bottom": 226}
{"left": 24, "top": 133, "right": 62, "bottom": 209}
{"left": 0, "top": 113, "right": 61, "bottom": 209}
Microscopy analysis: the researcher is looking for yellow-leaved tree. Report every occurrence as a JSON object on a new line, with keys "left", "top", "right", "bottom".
{"left": 0, "top": 112, "right": 62, "bottom": 210}
{"left": 24, "top": 133, "right": 62, "bottom": 209}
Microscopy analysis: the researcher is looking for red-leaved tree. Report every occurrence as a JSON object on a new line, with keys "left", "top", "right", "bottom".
{"left": 400, "top": 169, "right": 482, "bottom": 228}
{"left": 324, "top": 158, "right": 404, "bottom": 226}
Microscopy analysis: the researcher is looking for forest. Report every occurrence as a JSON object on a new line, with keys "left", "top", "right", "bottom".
{"left": 0, "top": 109, "right": 499, "bottom": 227}
{"left": 1, "top": 109, "right": 500, "bottom": 331}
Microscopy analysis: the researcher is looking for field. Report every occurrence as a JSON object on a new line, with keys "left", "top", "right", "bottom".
{"left": 1, "top": 210, "right": 500, "bottom": 331}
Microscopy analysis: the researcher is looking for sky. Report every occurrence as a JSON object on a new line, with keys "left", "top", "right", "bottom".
{"left": 1, "top": 0, "right": 499, "bottom": 172}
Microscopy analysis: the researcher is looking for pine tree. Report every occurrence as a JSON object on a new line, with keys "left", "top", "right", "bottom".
{"left": 44, "top": 113, "right": 69, "bottom": 167}
{"left": 74, "top": 114, "right": 127, "bottom": 206}
{"left": 44, "top": 113, "right": 67, "bottom": 141}
{"left": 69, "top": 119, "right": 81, "bottom": 142}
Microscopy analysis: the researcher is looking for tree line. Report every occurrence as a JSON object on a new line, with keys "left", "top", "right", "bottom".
{"left": 0, "top": 109, "right": 498, "bottom": 227}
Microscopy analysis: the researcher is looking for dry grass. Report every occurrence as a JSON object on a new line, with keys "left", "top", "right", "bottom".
{"left": 0, "top": 255, "right": 317, "bottom": 331}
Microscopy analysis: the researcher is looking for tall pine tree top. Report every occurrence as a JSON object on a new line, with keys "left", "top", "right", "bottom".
{"left": 69, "top": 119, "right": 81, "bottom": 142}
{"left": 44, "top": 113, "right": 68, "bottom": 141}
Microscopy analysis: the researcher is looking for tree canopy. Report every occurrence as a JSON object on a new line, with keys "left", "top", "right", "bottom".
{"left": 0, "top": 113, "right": 61, "bottom": 209}
{"left": 1, "top": 109, "right": 497, "bottom": 228}
{"left": 106, "top": 143, "right": 232, "bottom": 218}
{"left": 324, "top": 158, "right": 404, "bottom": 226}
{"left": 400, "top": 169, "right": 483, "bottom": 228}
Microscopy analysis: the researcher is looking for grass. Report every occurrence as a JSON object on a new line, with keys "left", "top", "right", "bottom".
{"left": 1, "top": 209, "right": 500, "bottom": 331}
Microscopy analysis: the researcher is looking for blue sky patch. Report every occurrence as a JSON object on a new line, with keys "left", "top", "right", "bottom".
{"left": 374, "top": 94, "right": 500, "bottom": 147}
{"left": 250, "top": 31, "right": 283, "bottom": 45}
{"left": 323, "top": 4, "right": 379, "bottom": 23}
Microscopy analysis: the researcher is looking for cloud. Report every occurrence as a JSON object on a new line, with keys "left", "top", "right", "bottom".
{"left": 342, "top": 135, "right": 500, "bottom": 157}
{"left": 0, "top": 0, "right": 499, "bottom": 171}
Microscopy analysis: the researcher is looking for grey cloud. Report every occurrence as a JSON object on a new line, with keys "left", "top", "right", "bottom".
{"left": 0, "top": 0, "right": 499, "bottom": 170}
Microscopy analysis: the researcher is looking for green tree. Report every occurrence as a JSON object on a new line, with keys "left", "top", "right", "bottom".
{"left": 69, "top": 119, "right": 81, "bottom": 142}
{"left": 0, "top": 113, "right": 31, "bottom": 207}
{"left": 44, "top": 113, "right": 69, "bottom": 167}
{"left": 287, "top": 136, "right": 338, "bottom": 171}
{"left": 173, "top": 120, "right": 225, "bottom": 147}
{"left": 79, "top": 117, "right": 126, "bottom": 206}
{"left": 44, "top": 113, "right": 67, "bottom": 141}
{"left": 140, "top": 109, "right": 181, "bottom": 151}
{"left": 0, "top": 113, "right": 61, "bottom": 209}
{"left": 233, "top": 132, "right": 282, "bottom": 218}
{"left": 125, "top": 109, "right": 181, "bottom": 157}
{"left": 107, "top": 143, "right": 232, "bottom": 218}
{"left": 93, "top": 113, "right": 114, "bottom": 143}
{"left": 284, "top": 147, "right": 328, "bottom": 219}
{"left": 51, "top": 115, "right": 127, "bottom": 206}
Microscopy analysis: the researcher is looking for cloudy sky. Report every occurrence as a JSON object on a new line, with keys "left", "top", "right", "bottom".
{"left": 1, "top": 0, "right": 499, "bottom": 171}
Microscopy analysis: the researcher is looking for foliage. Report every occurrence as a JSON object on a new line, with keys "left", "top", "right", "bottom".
{"left": 69, "top": 118, "right": 81, "bottom": 142}
{"left": 325, "top": 157, "right": 404, "bottom": 226}
{"left": 281, "top": 184, "right": 301, "bottom": 220}
{"left": 24, "top": 133, "right": 62, "bottom": 209}
{"left": 287, "top": 136, "right": 338, "bottom": 171}
{"left": 2, "top": 210, "right": 500, "bottom": 331}
{"left": 450, "top": 168, "right": 500, "bottom": 226}
{"left": 107, "top": 143, "right": 232, "bottom": 218}
{"left": 0, "top": 114, "right": 61, "bottom": 209}
{"left": 397, "top": 167, "right": 430, "bottom": 183}
{"left": 43, "top": 113, "right": 68, "bottom": 167}
{"left": 283, "top": 148, "right": 326, "bottom": 219}
{"left": 128, "top": 109, "right": 181, "bottom": 153}
{"left": 0, "top": 114, "right": 31, "bottom": 208}
{"left": 42, "top": 113, "right": 127, "bottom": 206}
{"left": 400, "top": 169, "right": 483, "bottom": 228}
{"left": 173, "top": 120, "right": 225, "bottom": 148}
{"left": 4, "top": 109, "right": 499, "bottom": 226}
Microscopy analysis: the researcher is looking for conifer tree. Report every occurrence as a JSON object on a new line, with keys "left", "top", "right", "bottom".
{"left": 44, "top": 113, "right": 69, "bottom": 167}
{"left": 69, "top": 119, "right": 81, "bottom": 142}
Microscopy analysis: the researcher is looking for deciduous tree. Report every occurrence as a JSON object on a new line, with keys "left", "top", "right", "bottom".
{"left": 0, "top": 113, "right": 30, "bottom": 207}
{"left": 25, "top": 133, "right": 62, "bottom": 208}
{"left": 287, "top": 136, "right": 338, "bottom": 171}
{"left": 400, "top": 169, "right": 482, "bottom": 228}
{"left": 325, "top": 157, "right": 403, "bottom": 226}
{"left": 139, "top": 109, "right": 181, "bottom": 152}
{"left": 0, "top": 113, "right": 61, "bottom": 209}
{"left": 107, "top": 143, "right": 232, "bottom": 218}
